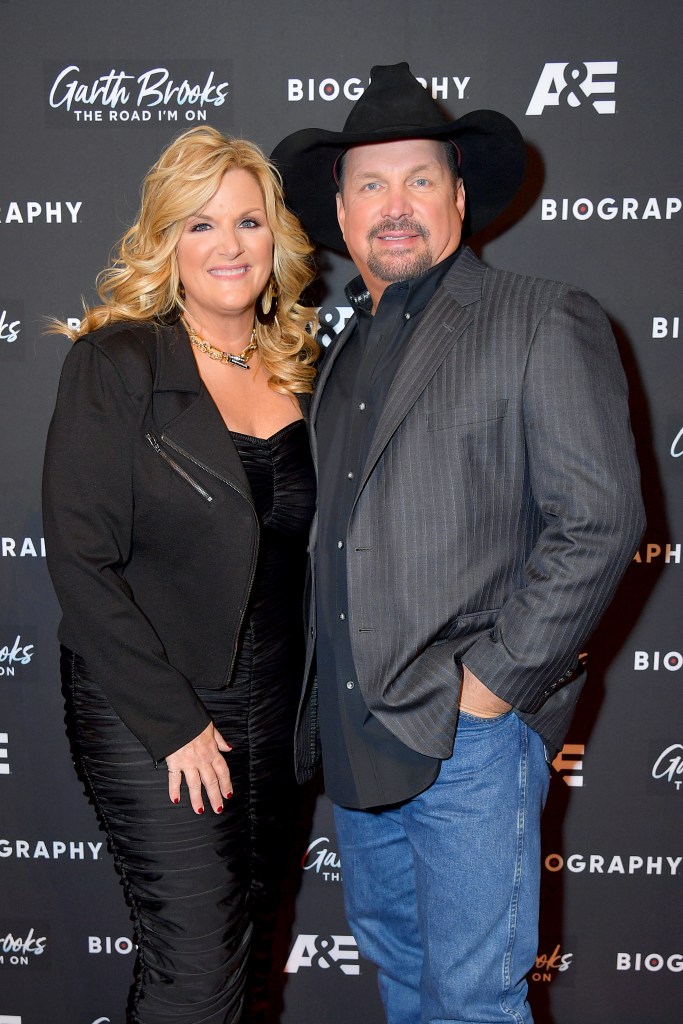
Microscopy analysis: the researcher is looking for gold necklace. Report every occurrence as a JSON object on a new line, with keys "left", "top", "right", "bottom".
{"left": 182, "top": 317, "right": 258, "bottom": 370}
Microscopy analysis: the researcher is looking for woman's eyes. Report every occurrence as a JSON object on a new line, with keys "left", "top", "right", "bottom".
{"left": 188, "top": 218, "right": 261, "bottom": 232}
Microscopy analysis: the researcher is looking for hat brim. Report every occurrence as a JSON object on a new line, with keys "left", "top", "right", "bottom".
{"left": 272, "top": 110, "right": 526, "bottom": 254}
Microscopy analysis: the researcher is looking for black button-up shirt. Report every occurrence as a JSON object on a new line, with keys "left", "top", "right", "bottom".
{"left": 316, "top": 250, "right": 460, "bottom": 809}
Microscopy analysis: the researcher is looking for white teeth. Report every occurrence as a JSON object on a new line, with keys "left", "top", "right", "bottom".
{"left": 209, "top": 267, "right": 248, "bottom": 277}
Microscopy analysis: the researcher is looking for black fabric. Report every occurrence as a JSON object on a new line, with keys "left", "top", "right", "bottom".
{"left": 43, "top": 321, "right": 311, "bottom": 762}
{"left": 61, "top": 420, "right": 315, "bottom": 1024}
{"left": 315, "top": 253, "right": 459, "bottom": 808}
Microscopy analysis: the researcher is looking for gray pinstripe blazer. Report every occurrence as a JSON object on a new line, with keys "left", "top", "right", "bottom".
{"left": 295, "top": 248, "right": 645, "bottom": 781}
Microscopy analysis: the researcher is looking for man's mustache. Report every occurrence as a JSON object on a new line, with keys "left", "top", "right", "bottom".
{"left": 368, "top": 218, "right": 430, "bottom": 241}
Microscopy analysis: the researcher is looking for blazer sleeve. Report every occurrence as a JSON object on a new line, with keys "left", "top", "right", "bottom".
{"left": 462, "top": 287, "right": 645, "bottom": 713}
{"left": 42, "top": 337, "right": 212, "bottom": 762}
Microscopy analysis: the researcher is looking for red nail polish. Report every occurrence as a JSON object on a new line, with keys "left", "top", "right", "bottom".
{"left": 216, "top": 805, "right": 223, "bottom": 814}
{"left": 173, "top": 798, "right": 180, "bottom": 805}
{"left": 197, "top": 806, "right": 204, "bottom": 814}
{"left": 226, "top": 792, "right": 233, "bottom": 800}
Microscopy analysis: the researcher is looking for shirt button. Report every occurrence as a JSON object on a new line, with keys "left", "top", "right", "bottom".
{"left": 346, "top": 680, "right": 355, "bottom": 690}
{"left": 337, "top": 540, "right": 344, "bottom": 549}
{"left": 404, "top": 312, "right": 411, "bottom": 320}
{"left": 358, "top": 402, "right": 366, "bottom": 411}
{"left": 347, "top": 471, "right": 354, "bottom": 479}
{"left": 339, "top": 612, "right": 346, "bottom": 620}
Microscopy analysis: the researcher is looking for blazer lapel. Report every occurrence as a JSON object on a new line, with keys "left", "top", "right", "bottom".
{"left": 309, "top": 317, "right": 357, "bottom": 468}
{"left": 311, "top": 319, "right": 357, "bottom": 422}
{"left": 355, "top": 249, "right": 485, "bottom": 500}
{"left": 296, "top": 390, "right": 312, "bottom": 425}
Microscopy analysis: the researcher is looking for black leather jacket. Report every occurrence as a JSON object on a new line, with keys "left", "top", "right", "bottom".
{"left": 43, "top": 320, "right": 298, "bottom": 762}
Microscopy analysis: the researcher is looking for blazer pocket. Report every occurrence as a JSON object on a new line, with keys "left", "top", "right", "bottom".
{"left": 456, "top": 608, "right": 500, "bottom": 633}
{"left": 433, "top": 608, "right": 500, "bottom": 644}
{"left": 427, "top": 398, "right": 508, "bottom": 432}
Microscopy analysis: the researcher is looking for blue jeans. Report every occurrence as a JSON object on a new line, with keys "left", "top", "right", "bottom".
{"left": 333, "top": 711, "right": 550, "bottom": 1024}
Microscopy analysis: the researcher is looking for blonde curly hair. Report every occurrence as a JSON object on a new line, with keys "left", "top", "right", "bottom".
{"left": 56, "top": 126, "right": 319, "bottom": 394}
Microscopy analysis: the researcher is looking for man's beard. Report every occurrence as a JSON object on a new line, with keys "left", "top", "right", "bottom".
{"left": 365, "top": 218, "right": 433, "bottom": 283}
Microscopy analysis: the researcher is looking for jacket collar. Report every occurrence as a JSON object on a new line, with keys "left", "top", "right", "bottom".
{"left": 312, "top": 246, "right": 485, "bottom": 434}
{"left": 310, "top": 315, "right": 354, "bottom": 433}
{"left": 439, "top": 245, "right": 486, "bottom": 306}
{"left": 149, "top": 320, "right": 311, "bottom": 502}
{"left": 153, "top": 320, "right": 202, "bottom": 395}
{"left": 354, "top": 250, "right": 484, "bottom": 498}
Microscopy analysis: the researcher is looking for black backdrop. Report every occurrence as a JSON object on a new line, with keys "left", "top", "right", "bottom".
{"left": 1, "top": 3, "right": 681, "bottom": 1023}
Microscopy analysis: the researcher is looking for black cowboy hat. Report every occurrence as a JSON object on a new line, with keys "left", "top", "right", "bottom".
{"left": 271, "top": 62, "right": 526, "bottom": 254}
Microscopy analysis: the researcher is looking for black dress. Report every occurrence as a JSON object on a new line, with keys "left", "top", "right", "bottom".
{"left": 62, "top": 419, "right": 315, "bottom": 1024}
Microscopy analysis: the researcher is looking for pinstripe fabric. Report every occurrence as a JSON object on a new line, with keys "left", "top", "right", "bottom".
{"left": 295, "top": 248, "right": 644, "bottom": 778}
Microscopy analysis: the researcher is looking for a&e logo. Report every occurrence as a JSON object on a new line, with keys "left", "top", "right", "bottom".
{"left": 526, "top": 62, "right": 617, "bottom": 115}
{"left": 284, "top": 934, "right": 360, "bottom": 975}
{"left": 317, "top": 304, "right": 354, "bottom": 347}
{"left": 552, "top": 744, "right": 585, "bottom": 787}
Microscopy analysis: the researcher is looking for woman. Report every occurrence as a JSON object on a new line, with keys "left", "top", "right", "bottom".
{"left": 43, "top": 126, "right": 318, "bottom": 1023}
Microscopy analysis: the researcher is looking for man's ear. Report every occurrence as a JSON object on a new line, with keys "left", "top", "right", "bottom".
{"left": 336, "top": 191, "right": 345, "bottom": 239}
{"left": 456, "top": 180, "right": 466, "bottom": 218}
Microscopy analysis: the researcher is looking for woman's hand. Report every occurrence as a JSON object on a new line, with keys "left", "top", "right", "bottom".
{"left": 165, "top": 723, "right": 233, "bottom": 814}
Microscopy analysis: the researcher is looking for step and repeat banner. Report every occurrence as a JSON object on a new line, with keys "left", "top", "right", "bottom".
{"left": 0, "top": 2, "right": 681, "bottom": 1023}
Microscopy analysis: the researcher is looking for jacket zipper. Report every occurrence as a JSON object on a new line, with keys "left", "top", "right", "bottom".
{"left": 146, "top": 433, "right": 213, "bottom": 503}
{"left": 160, "top": 433, "right": 260, "bottom": 684}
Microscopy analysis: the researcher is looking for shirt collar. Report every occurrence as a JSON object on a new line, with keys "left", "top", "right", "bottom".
{"left": 345, "top": 246, "right": 462, "bottom": 319}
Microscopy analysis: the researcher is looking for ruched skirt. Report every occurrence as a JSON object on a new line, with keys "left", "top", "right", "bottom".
{"left": 61, "top": 637, "right": 298, "bottom": 1024}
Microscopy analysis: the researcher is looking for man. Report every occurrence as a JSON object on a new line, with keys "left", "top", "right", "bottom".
{"left": 272, "top": 63, "right": 644, "bottom": 1024}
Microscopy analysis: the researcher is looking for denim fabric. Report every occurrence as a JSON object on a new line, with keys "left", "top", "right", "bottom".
{"left": 333, "top": 712, "right": 550, "bottom": 1024}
